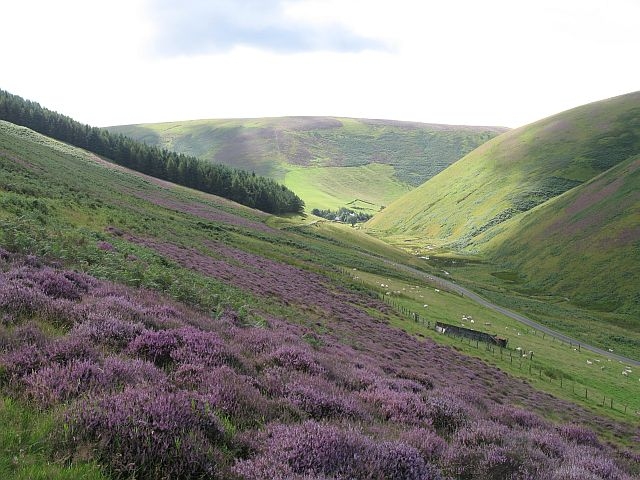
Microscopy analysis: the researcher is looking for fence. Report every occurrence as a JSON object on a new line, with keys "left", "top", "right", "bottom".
{"left": 341, "top": 267, "right": 638, "bottom": 417}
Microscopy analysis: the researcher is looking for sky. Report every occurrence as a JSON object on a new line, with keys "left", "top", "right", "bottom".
{"left": 2, "top": 0, "right": 639, "bottom": 128}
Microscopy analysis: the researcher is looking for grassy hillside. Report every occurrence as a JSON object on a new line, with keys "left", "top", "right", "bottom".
{"left": 477, "top": 153, "right": 640, "bottom": 314}
{"left": 367, "top": 91, "right": 640, "bottom": 245}
{"left": 366, "top": 92, "right": 640, "bottom": 315}
{"left": 1, "top": 120, "right": 639, "bottom": 479}
{"left": 107, "top": 117, "right": 505, "bottom": 211}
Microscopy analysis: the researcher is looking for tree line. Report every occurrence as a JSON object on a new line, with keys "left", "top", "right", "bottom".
{"left": 311, "top": 207, "right": 373, "bottom": 225}
{"left": 0, "top": 89, "right": 304, "bottom": 214}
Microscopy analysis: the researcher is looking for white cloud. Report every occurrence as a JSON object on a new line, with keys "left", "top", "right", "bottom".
{"left": 1, "top": 0, "right": 638, "bottom": 128}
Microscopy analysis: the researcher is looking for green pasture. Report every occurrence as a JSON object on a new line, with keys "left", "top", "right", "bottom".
{"left": 345, "top": 268, "right": 640, "bottom": 442}
{"left": 283, "top": 164, "right": 411, "bottom": 212}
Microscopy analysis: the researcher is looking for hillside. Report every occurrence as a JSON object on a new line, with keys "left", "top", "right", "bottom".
{"left": 107, "top": 117, "right": 506, "bottom": 211}
{"left": 366, "top": 92, "right": 640, "bottom": 313}
{"left": 0, "top": 89, "right": 304, "bottom": 214}
{"left": 1, "top": 120, "right": 638, "bottom": 479}
{"left": 478, "top": 153, "right": 640, "bottom": 313}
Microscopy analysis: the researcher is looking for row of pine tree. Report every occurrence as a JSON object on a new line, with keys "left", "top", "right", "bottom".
{"left": 0, "top": 89, "right": 304, "bottom": 214}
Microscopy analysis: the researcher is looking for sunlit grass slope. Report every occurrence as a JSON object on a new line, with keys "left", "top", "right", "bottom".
{"left": 107, "top": 117, "right": 505, "bottom": 211}
{"left": 366, "top": 91, "right": 640, "bottom": 249}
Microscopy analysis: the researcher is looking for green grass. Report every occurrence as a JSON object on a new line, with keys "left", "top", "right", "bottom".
{"left": 367, "top": 91, "right": 640, "bottom": 243}
{"left": 107, "top": 117, "right": 505, "bottom": 212}
{"left": 367, "top": 91, "right": 640, "bottom": 317}
{"left": 345, "top": 268, "right": 640, "bottom": 433}
{"left": 0, "top": 397, "right": 105, "bottom": 480}
{"left": 283, "top": 164, "right": 411, "bottom": 211}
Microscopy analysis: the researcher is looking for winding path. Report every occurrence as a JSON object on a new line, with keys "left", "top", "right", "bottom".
{"left": 382, "top": 258, "right": 640, "bottom": 367}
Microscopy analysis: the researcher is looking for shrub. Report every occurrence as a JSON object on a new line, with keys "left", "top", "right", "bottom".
{"left": 359, "top": 386, "right": 429, "bottom": 425}
{"left": 557, "top": 423, "right": 601, "bottom": 447}
{"left": 71, "top": 315, "right": 145, "bottom": 350}
{"left": 233, "top": 421, "right": 441, "bottom": 480}
{"left": 285, "top": 376, "right": 367, "bottom": 421}
{"left": 399, "top": 428, "right": 447, "bottom": 462}
{"left": 424, "top": 393, "right": 469, "bottom": 433}
{"left": 45, "top": 335, "right": 100, "bottom": 366}
{"left": 174, "top": 364, "right": 269, "bottom": 427}
{"left": 126, "top": 329, "right": 180, "bottom": 367}
{"left": 489, "top": 404, "right": 548, "bottom": 429}
{"left": 62, "top": 387, "right": 225, "bottom": 479}
{"left": 25, "top": 359, "right": 105, "bottom": 407}
{"left": 266, "top": 346, "right": 323, "bottom": 374}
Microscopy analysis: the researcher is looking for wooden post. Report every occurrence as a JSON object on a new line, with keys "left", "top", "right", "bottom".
{"left": 610, "top": 398, "right": 613, "bottom": 409}
{"left": 585, "top": 388, "right": 588, "bottom": 399}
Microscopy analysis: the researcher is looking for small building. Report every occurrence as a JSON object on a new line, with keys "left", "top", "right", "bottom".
{"left": 436, "top": 321, "right": 508, "bottom": 348}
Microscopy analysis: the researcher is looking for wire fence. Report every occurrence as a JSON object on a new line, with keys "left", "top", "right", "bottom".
{"left": 342, "top": 268, "right": 639, "bottom": 417}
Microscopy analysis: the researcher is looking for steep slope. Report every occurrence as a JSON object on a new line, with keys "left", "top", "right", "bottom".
{"left": 107, "top": 117, "right": 506, "bottom": 211}
{"left": 0, "top": 89, "right": 304, "bottom": 214}
{"left": 478, "top": 153, "right": 640, "bottom": 314}
{"left": 1, "top": 120, "right": 639, "bottom": 478}
{"left": 366, "top": 91, "right": 640, "bottom": 247}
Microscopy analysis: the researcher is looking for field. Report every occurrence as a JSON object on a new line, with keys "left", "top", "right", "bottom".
{"left": 1, "top": 121, "right": 638, "bottom": 479}
{"left": 283, "top": 163, "right": 411, "bottom": 211}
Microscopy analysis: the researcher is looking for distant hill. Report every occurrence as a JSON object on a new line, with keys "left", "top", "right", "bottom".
{"left": 366, "top": 91, "right": 640, "bottom": 314}
{"left": 107, "top": 117, "right": 506, "bottom": 211}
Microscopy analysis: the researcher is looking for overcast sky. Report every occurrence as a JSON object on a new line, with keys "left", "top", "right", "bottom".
{"left": 2, "top": 0, "right": 638, "bottom": 128}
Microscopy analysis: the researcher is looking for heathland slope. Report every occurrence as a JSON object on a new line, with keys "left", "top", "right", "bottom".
{"left": 107, "top": 117, "right": 506, "bottom": 211}
{"left": 1, "top": 120, "right": 638, "bottom": 479}
{"left": 367, "top": 91, "right": 640, "bottom": 245}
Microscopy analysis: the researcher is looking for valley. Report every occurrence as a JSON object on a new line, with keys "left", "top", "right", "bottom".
{"left": 108, "top": 117, "right": 506, "bottom": 212}
{"left": 0, "top": 90, "right": 638, "bottom": 479}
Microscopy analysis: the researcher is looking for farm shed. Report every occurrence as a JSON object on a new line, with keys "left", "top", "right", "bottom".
{"left": 436, "top": 321, "right": 508, "bottom": 348}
